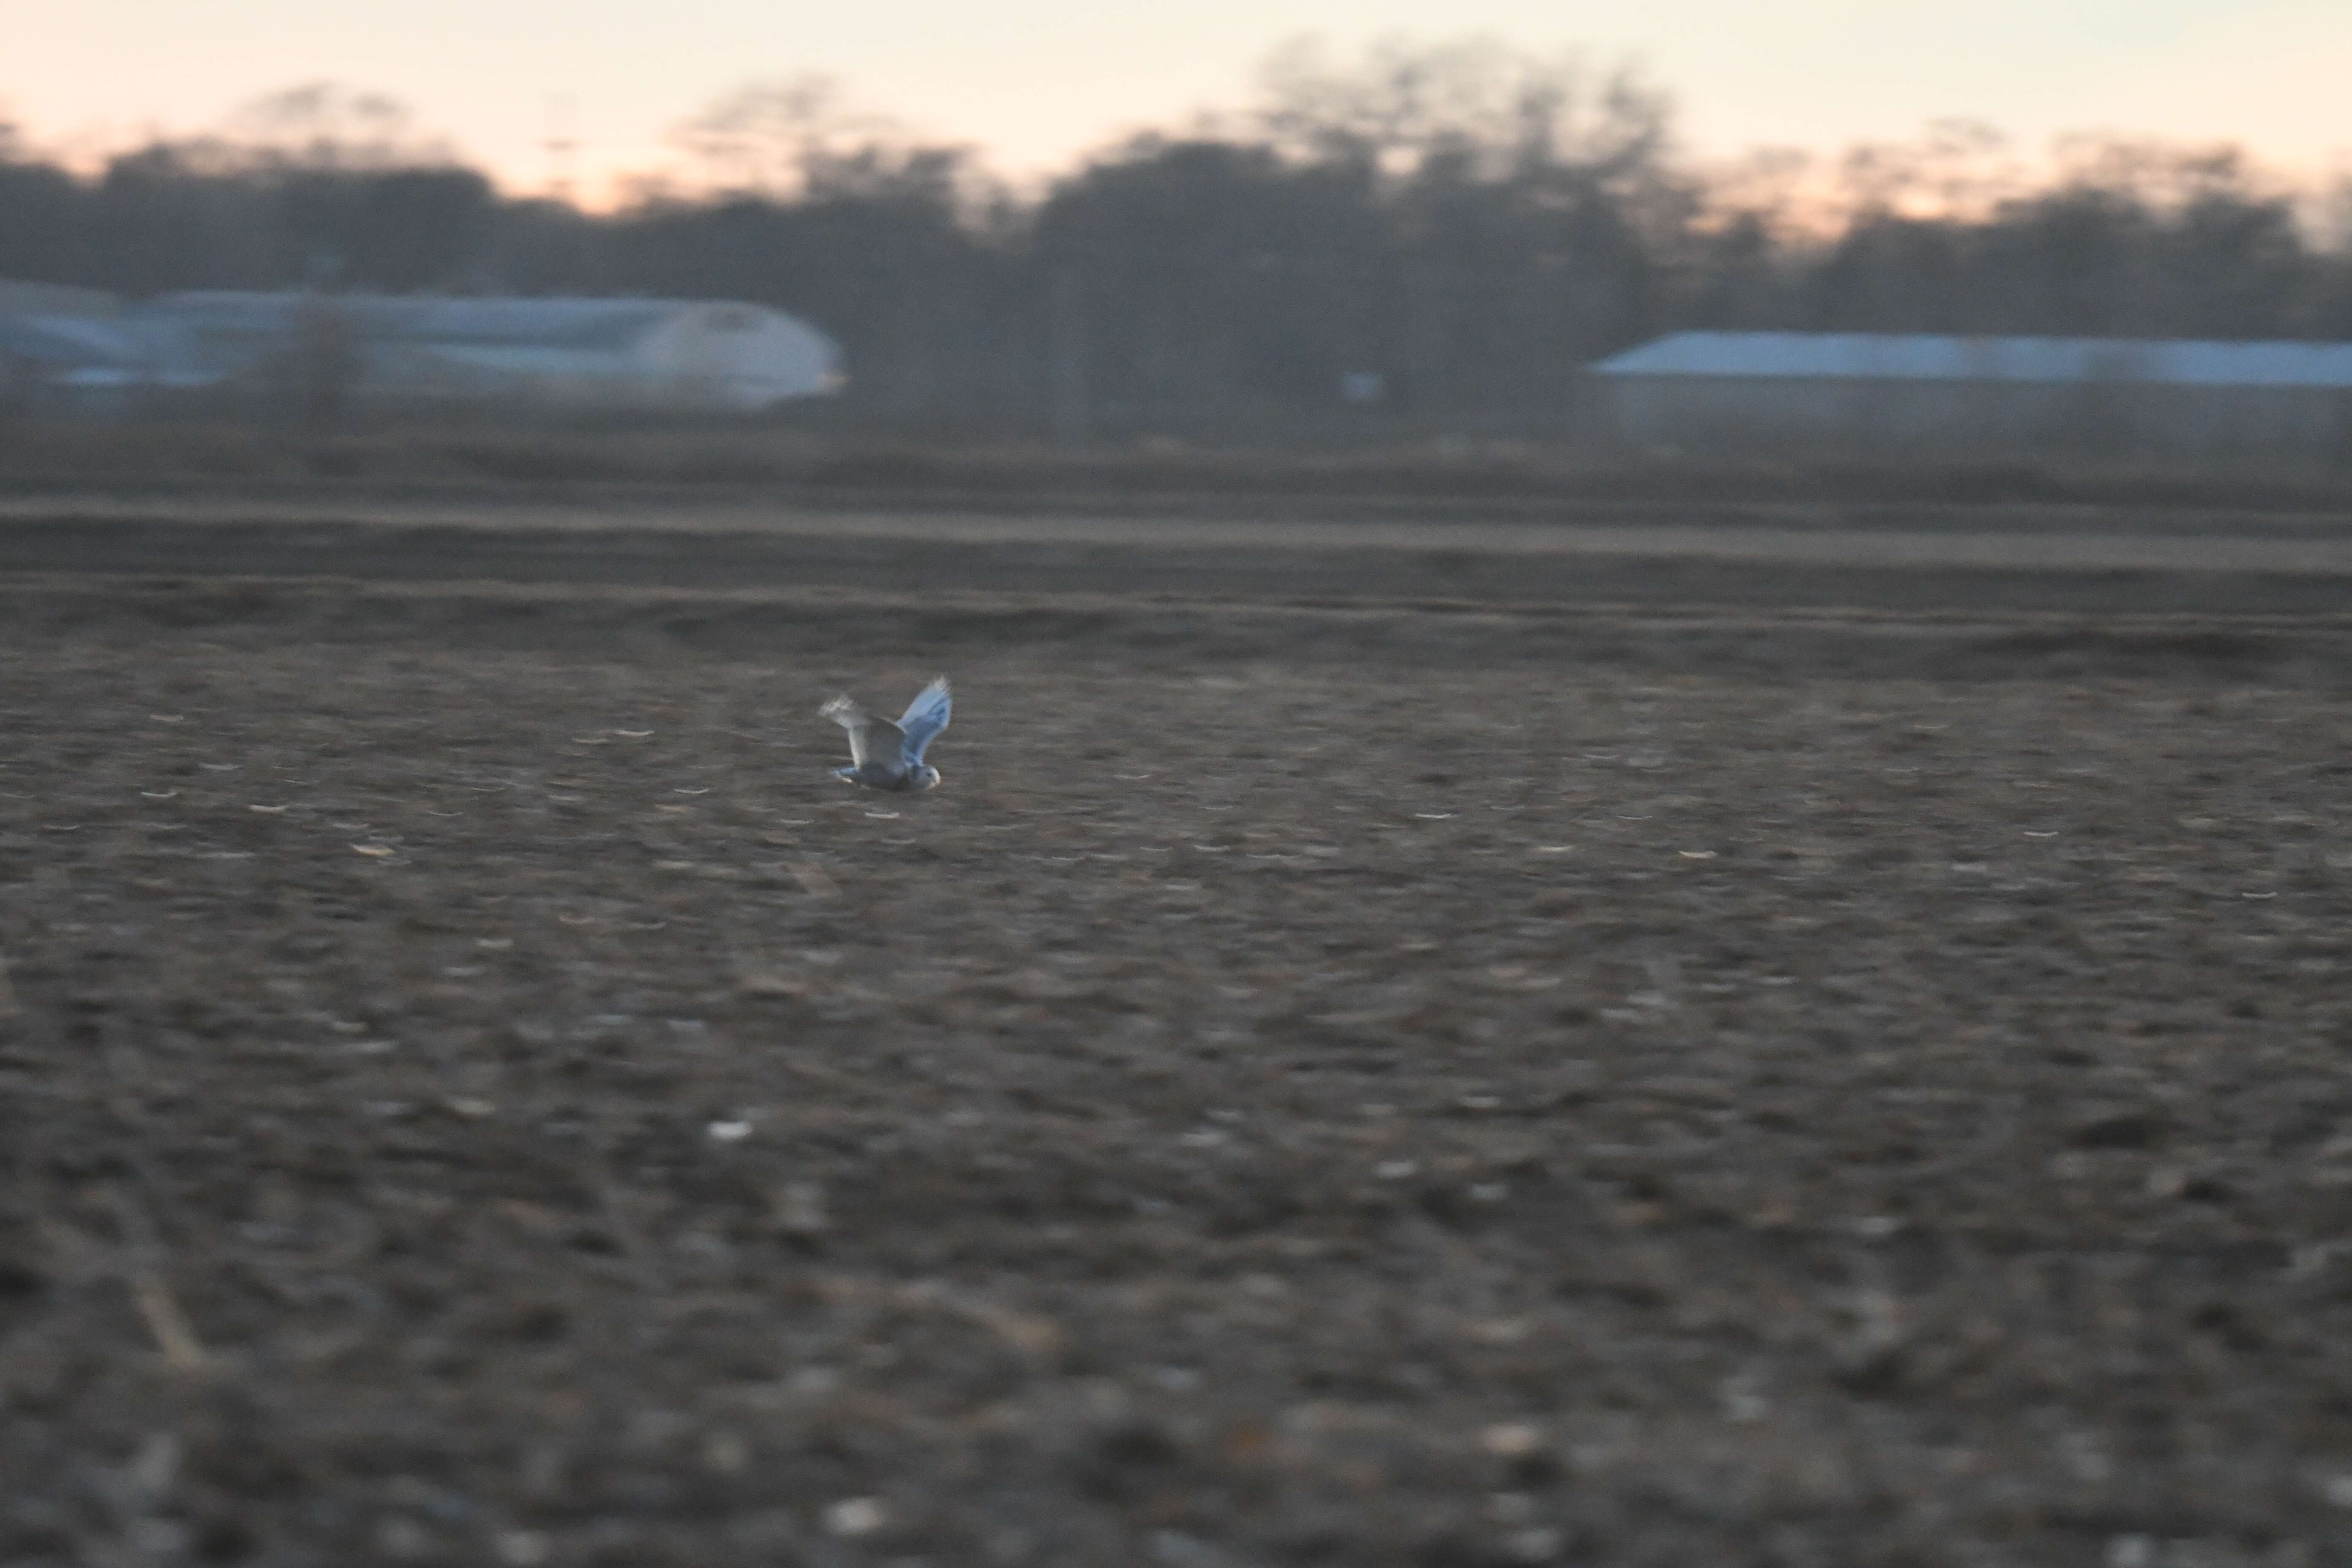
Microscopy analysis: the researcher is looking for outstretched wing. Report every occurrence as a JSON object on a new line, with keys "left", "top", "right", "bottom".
{"left": 820, "top": 694, "right": 906, "bottom": 775}
{"left": 896, "top": 678, "right": 952, "bottom": 766}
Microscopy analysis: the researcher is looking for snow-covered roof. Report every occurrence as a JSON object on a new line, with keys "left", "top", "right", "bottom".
{"left": 1592, "top": 332, "right": 2352, "bottom": 389}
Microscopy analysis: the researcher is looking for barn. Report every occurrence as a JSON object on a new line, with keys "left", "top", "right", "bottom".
{"left": 351, "top": 297, "right": 841, "bottom": 412}
{"left": 0, "top": 285, "right": 842, "bottom": 414}
{"left": 1590, "top": 332, "right": 2352, "bottom": 471}
{"left": 125, "top": 293, "right": 843, "bottom": 413}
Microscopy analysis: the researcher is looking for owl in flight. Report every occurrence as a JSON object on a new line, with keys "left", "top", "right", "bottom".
{"left": 820, "top": 677, "right": 951, "bottom": 792}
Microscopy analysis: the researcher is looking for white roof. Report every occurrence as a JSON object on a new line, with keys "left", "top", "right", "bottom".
{"left": 139, "top": 293, "right": 726, "bottom": 352}
{"left": 1592, "top": 332, "right": 2352, "bottom": 388}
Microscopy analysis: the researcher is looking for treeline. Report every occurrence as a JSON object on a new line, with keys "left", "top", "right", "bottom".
{"left": 3, "top": 52, "right": 2349, "bottom": 436}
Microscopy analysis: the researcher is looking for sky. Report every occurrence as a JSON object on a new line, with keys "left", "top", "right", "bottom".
{"left": 5, "top": 0, "right": 2348, "bottom": 203}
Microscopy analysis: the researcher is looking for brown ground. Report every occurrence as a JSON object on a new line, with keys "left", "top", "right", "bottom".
{"left": 4, "top": 502, "right": 2352, "bottom": 1567}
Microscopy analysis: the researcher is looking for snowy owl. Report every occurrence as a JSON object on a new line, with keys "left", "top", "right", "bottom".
{"left": 820, "top": 677, "right": 951, "bottom": 793}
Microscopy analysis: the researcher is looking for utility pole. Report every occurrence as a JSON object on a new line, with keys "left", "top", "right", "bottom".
{"left": 544, "top": 93, "right": 579, "bottom": 206}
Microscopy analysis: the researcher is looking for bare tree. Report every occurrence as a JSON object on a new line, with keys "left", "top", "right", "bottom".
{"left": 218, "top": 83, "right": 456, "bottom": 172}
{"left": 1837, "top": 119, "right": 2025, "bottom": 222}
{"left": 1254, "top": 35, "right": 1673, "bottom": 187}
{"left": 672, "top": 76, "right": 927, "bottom": 198}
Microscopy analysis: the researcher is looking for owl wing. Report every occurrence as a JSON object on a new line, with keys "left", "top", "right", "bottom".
{"left": 895, "top": 678, "right": 952, "bottom": 767}
{"left": 821, "top": 694, "right": 908, "bottom": 778}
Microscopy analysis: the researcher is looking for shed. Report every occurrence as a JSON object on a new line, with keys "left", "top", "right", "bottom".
{"left": 1590, "top": 332, "right": 2352, "bottom": 469}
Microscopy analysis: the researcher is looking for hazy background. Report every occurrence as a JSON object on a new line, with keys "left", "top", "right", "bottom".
{"left": 5, "top": 6, "right": 2350, "bottom": 448}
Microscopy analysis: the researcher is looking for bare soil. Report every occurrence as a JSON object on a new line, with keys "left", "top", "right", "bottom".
{"left": 3, "top": 512, "right": 2352, "bottom": 1567}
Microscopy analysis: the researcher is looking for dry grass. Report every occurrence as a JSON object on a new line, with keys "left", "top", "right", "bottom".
{"left": 6, "top": 419, "right": 2352, "bottom": 512}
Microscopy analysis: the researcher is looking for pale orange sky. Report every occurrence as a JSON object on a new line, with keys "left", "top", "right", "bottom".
{"left": 4, "top": 0, "right": 2347, "bottom": 201}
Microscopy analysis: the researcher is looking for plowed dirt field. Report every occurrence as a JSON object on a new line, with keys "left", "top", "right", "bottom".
{"left": 4, "top": 507, "right": 2352, "bottom": 1566}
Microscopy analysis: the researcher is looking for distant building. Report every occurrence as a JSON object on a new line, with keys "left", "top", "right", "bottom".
{"left": 0, "top": 284, "right": 843, "bottom": 415}
{"left": 0, "top": 283, "right": 157, "bottom": 402}
{"left": 1590, "top": 332, "right": 2352, "bottom": 470}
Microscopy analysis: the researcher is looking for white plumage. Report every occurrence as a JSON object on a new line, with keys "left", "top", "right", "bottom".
{"left": 820, "top": 677, "right": 951, "bottom": 792}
